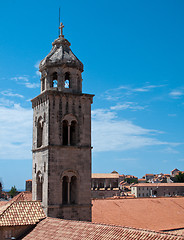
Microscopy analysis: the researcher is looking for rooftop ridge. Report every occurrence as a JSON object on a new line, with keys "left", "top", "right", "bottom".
{"left": 35, "top": 217, "right": 184, "bottom": 239}
{"left": 0, "top": 200, "right": 46, "bottom": 227}
{"left": 90, "top": 220, "right": 183, "bottom": 237}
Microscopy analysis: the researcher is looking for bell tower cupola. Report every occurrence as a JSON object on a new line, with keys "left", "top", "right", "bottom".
{"left": 39, "top": 23, "right": 83, "bottom": 94}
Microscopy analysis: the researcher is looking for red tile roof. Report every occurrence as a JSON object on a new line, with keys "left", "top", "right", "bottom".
{"left": 0, "top": 191, "right": 33, "bottom": 215}
{"left": 0, "top": 201, "right": 45, "bottom": 226}
{"left": 133, "top": 183, "right": 184, "bottom": 187}
{"left": 92, "top": 198, "right": 184, "bottom": 232}
{"left": 12, "top": 191, "right": 32, "bottom": 201}
{"left": 22, "top": 217, "right": 183, "bottom": 240}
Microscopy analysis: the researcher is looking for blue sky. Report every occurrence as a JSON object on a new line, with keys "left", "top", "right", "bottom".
{"left": 0, "top": 0, "right": 184, "bottom": 189}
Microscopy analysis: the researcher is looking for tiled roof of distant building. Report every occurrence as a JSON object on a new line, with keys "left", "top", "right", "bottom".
{"left": 92, "top": 173, "right": 119, "bottom": 178}
{"left": 22, "top": 217, "right": 183, "bottom": 240}
{"left": 133, "top": 183, "right": 184, "bottom": 187}
{"left": 92, "top": 198, "right": 184, "bottom": 232}
{"left": 138, "top": 178, "right": 147, "bottom": 182}
{"left": 125, "top": 175, "right": 137, "bottom": 178}
{"left": 0, "top": 191, "right": 45, "bottom": 227}
{"left": 13, "top": 191, "right": 32, "bottom": 201}
{"left": 0, "top": 201, "right": 45, "bottom": 226}
{"left": 0, "top": 191, "right": 33, "bottom": 215}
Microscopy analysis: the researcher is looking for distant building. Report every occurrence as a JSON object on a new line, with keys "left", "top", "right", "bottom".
{"left": 131, "top": 183, "right": 184, "bottom": 198}
{"left": 91, "top": 173, "right": 120, "bottom": 199}
{"left": 0, "top": 192, "right": 44, "bottom": 239}
{"left": 171, "top": 168, "right": 180, "bottom": 177}
{"left": 25, "top": 179, "right": 32, "bottom": 192}
{"left": 138, "top": 178, "right": 147, "bottom": 183}
{"left": 145, "top": 174, "right": 155, "bottom": 181}
{"left": 124, "top": 175, "right": 138, "bottom": 184}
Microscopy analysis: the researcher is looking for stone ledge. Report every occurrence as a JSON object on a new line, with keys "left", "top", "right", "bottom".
{"left": 32, "top": 145, "right": 92, "bottom": 152}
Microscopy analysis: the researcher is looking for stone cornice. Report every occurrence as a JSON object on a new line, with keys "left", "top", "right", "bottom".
{"left": 31, "top": 90, "right": 94, "bottom": 108}
{"left": 32, "top": 144, "right": 92, "bottom": 153}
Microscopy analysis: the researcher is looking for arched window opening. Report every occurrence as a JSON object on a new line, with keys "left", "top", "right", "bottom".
{"left": 53, "top": 80, "right": 58, "bottom": 88}
{"left": 37, "top": 181, "right": 42, "bottom": 201}
{"left": 70, "top": 176, "right": 77, "bottom": 204}
{"left": 37, "top": 118, "right": 43, "bottom": 148}
{"left": 53, "top": 72, "right": 57, "bottom": 80}
{"left": 51, "top": 72, "right": 58, "bottom": 87}
{"left": 36, "top": 172, "right": 43, "bottom": 202}
{"left": 70, "top": 121, "right": 77, "bottom": 146}
{"left": 62, "top": 120, "right": 68, "bottom": 145}
{"left": 65, "top": 72, "right": 70, "bottom": 88}
{"left": 62, "top": 176, "right": 69, "bottom": 204}
{"left": 99, "top": 181, "right": 104, "bottom": 188}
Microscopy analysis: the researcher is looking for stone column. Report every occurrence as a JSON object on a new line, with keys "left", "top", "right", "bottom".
{"left": 57, "top": 72, "right": 62, "bottom": 91}
{"left": 68, "top": 124, "right": 71, "bottom": 146}
{"left": 67, "top": 178, "right": 71, "bottom": 204}
{"left": 92, "top": 180, "right": 94, "bottom": 189}
{"left": 104, "top": 179, "right": 106, "bottom": 190}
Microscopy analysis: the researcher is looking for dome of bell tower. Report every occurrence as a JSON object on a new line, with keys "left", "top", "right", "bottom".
{"left": 39, "top": 23, "right": 83, "bottom": 94}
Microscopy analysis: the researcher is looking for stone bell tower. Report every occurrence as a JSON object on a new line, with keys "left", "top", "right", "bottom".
{"left": 32, "top": 23, "right": 94, "bottom": 221}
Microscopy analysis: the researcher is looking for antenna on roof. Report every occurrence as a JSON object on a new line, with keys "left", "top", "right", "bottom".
{"left": 58, "top": 7, "right": 61, "bottom": 37}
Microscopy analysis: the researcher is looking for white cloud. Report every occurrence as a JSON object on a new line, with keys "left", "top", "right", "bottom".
{"left": 0, "top": 98, "right": 15, "bottom": 107}
{"left": 168, "top": 114, "right": 177, "bottom": 117}
{"left": 1, "top": 90, "right": 24, "bottom": 98}
{"left": 34, "top": 61, "right": 41, "bottom": 77}
{"left": 92, "top": 108, "right": 178, "bottom": 152}
{"left": 163, "top": 147, "right": 179, "bottom": 154}
{"left": 169, "top": 90, "right": 184, "bottom": 99}
{"left": 104, "top": 84, "right": 166, "bottom": 101}
{"left": 11, "top": 76, "right": 40, "bottom": 89}
{"left": 133, "top": 85, "right": 165, "bottom": 92}
{"left": 110, "top": 102, "right": 146, "bottom": 111}
{"left": 0, "top": 104, "right": 32, "bottom": 160}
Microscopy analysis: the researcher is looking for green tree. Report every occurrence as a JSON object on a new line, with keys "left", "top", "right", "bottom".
{"left": 9, "top": 186, "right": 17, "bottom": 198}
{"left": 175, "top": 172, "right": 184, "bottom": 183}
{"left": 125, "top": 178, "right": 138, "bottom": 184}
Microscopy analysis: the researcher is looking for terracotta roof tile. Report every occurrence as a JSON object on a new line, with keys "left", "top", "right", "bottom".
{"left": 22, "top": 217, "right": 184, "bottom": 240}
{"left": 11, "top": 191, "right": 32, "bottom": 202}
{"left": 92, "top": 173, "right": 119, "bottom": 179}
{"left": 0, "top": 201, "right": 46, "bottom": 226}
{"left": 133, "top": 183, "right": 184, "bottom": 187}
{"left": 0, "top": 192, "right": 33, "bottom": 215}
{"left": 92, "top": 198, "right": 184, "bottom": 232}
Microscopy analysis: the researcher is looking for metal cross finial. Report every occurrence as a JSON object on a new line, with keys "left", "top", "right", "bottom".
{"left": 59, "top": 22, "right": 64, "bottom": 37}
